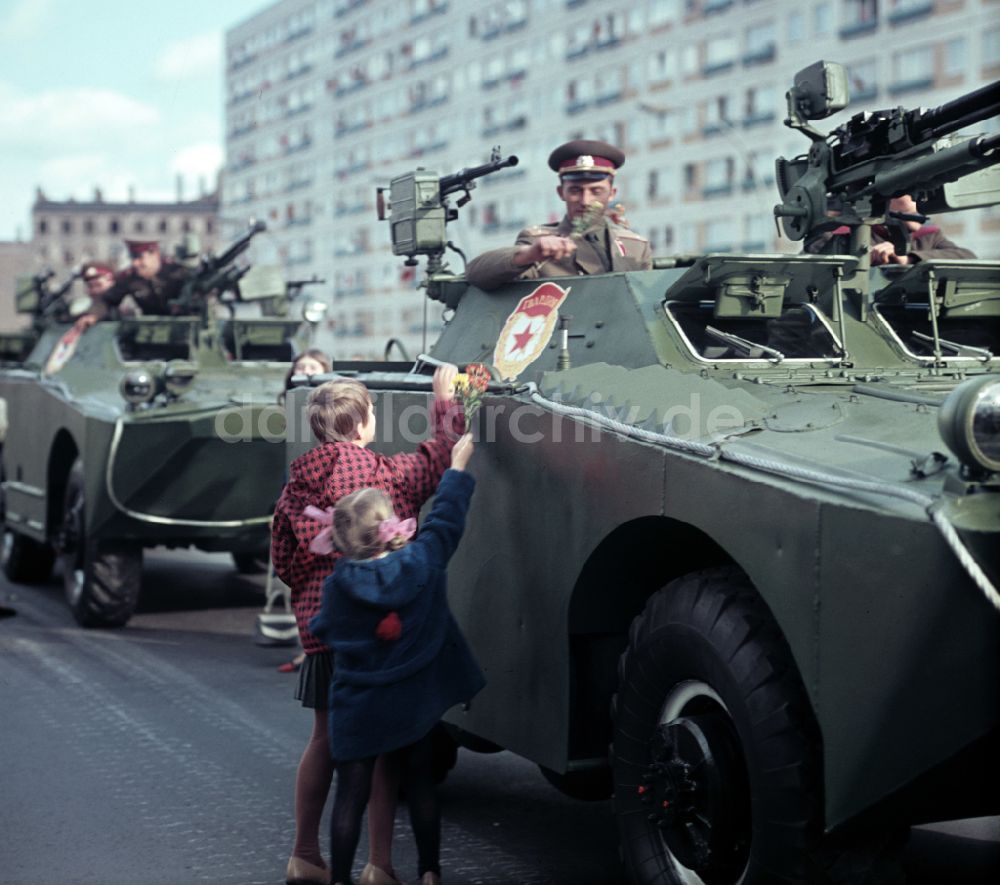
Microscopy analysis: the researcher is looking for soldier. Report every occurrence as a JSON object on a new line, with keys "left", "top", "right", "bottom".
{"left": 104, "top": 239, "right": 191, "bottom": 316}
{"left": 465, "top": 139, "right": 652, "bottom": 291}
{"left": 77, "top": 262, "right": 117, "bottom": 326}
{"left": 806, "top": 194, "right": 976, "bottom": 264}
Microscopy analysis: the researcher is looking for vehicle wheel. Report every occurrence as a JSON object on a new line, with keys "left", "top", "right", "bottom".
{"left": 60, "top": 460, "right": 142, "bottom": 628}
{"left": 611, "top": 566, "right": 821, "bottom": 885}
{"left": 232, "top": 551, "right": 269, "bottom": 574}
{"left": 0, "top": 465, "right": 54, "bottom": 584}
{"left": 540, "top": 764, "right": 612, "bottom": 801}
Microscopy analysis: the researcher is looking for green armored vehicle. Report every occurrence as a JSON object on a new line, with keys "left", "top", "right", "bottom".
{"left": 0, "top": 223, "right": 324, "bottom": 627}
{"left": 288, "top": 64, "right": 999, "bottom": 882}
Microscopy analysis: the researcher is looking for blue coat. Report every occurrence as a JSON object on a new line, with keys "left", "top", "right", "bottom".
{"left": 309, "top": 469, "right": 485, "bottom": 761}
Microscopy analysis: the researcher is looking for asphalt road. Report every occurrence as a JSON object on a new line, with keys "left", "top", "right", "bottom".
{"left": 0, "top": 550, "right": 997, "bottom": 885}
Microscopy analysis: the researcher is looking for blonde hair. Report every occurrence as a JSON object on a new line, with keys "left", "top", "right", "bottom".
{"left": 330, "top": 488, "right": 407, "bottom": 559}
{"left": 308, "top": 378, "right": 371, "bottom": 443}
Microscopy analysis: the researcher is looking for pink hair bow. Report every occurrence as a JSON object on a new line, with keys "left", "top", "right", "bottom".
{"left": 378, "top": 515, "right": 416, "bottom": 543}
{"left": 304, "top": 505, "right": 335, "bottom": 555}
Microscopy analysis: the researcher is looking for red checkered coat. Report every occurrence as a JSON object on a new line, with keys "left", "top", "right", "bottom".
{"left": 271, "top": 400, "right": 462, "bottom": 654}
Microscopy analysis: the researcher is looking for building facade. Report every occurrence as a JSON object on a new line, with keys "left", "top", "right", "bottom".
{"left": 223, "top": 0, "right": 1000, "bottom": 360}
{"left": 30, "top": 187, "right": 221, "bottom": 274}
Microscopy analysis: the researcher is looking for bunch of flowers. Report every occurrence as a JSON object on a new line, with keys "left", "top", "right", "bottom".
{"left": 571, "top": 201, "right": 606, "bottom": 238}
{"left": 454, "top": 362, "right": 491, "bottom": 425}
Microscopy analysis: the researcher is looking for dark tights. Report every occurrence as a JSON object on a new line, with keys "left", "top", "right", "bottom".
{"left": 329, "top": 730, "right": 440, "bottom": 884}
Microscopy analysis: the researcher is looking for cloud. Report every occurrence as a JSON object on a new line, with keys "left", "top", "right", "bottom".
{"left": 0, "top": 84, "right": 160, "bottom": 152}
{"left": 154, "top": 33, "right": 221, "bottom": 81}
{"left": 170, "top": 143, "right": 224, "bottom": 194}
{"left": 0, "top": 0, "right": 53, "bottom": 40}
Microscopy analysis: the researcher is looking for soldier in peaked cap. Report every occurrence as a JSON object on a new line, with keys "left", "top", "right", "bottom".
{"left": 465, "top": 139, "right": 651, "bottom": 291}
{"left": 104, "top": 238, "right": 191, "bottom": 316}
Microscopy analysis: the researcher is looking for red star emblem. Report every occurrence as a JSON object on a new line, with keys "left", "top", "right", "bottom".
{"left": 511, "top": 327, "right": 534, "bottom": 353}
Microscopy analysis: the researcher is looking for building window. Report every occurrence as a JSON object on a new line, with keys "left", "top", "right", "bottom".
{"left": 83, "top": 218, "right": 95, "bottom": 234}
{"left": 985, "top": 27, "right": 1000, "bottom": 70}
{"left": 814, "top": 3, "right": 832, "bottom": 36}
{"left": 847, "top": 59, "right": 878, "bottom": 103}
{"left": 648, "top": 170, "right": 659, "bottom": 199}
{"left": 110, "top": 219, "right": 120, "bottom": 234}
{"left": 183, "top": 219, "right": 192, "bottom": 232}
{"left": 159, "top": 218, "right": 169, "bottom": 233}
{"left": 206, "top": 220, "right": 214, "bottom": 235}
{"left": 38, "top": 218, "right": 48, "bottom": 235}
{"left": 841, "top": 0, "right": 878, "bottom": 37}
{"left": 891, "top": 45, "right": 933, "bottom": 94}
{"left": 62, "top": 219, "right": 72, "bottom": 234}
{"left": 134, "top": 219, "right": 144, "bottom": 233}
{"left": 63, "top": 249, "right": 73, "bottom": 265}
{"left": 788, "top": 11, "right": 804, "bottom": 42}
{"left": 941, "top": 37, "right": 966, "bottom": 79}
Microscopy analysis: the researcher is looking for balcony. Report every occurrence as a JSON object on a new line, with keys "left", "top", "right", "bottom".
{"left": 888, "top": 76, "right": 934, "bottom": 97}
{"left": 594, "top": 89, "right": 623, "bottom": 107}
{"left": 703, "top": 0, "right": 734, "bottom": 14}
{"left": 334, "top": 203, "right": 368, "bottom": 217}
{"left": 334, "top": 79, "right": 368, "bottom": 98}
{"left": 285, "top": 24, "right": 314, "bottom": 42}
{"left": 334, "top": 0, "right": 367, "bottom": 13}
{"left": 702, "top": 59, "right": 735, "bottom": 77}
{"left": 565, "top": 99, "right": 591, "bottom": 115}
{"left": 410, "top": 2, "right": 449, "bottom": 26}
{"left": 742, "top": 110, "right": 776, "bottom": 128}
{"left": 286, "top": 64, "right": 314, "bottom": 80}
{"left": 888, "top": 1, "right": 933, "bottom": 26}
{"left": 408, "top": 46, "right": 449, "bottom": 69}
{"left": 335, "top": 38, "right": 371, "bottom": 59}
{"left": 839, "top": 18, "right": 878, "bottom": 39}
{"left": 702, "top": 183, "right": 735, "bottom": 198}
{"left": 565, "top": 45, "right": 590, "bottom": 61}
{"left": 742, "top": 43, "right": 775, "bottom": 67}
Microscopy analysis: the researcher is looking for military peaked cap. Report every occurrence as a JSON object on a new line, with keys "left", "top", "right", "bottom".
{"left": 82, "top": 261, "right": 115, "bottom": 280}
{"left": 124, "top": 239, "right": 160, "bottom": 258}
{"left": 548, "top": 140, "right": 625, "bottom": 180}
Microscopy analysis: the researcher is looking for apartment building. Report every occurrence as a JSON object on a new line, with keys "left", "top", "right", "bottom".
{"left": 223, "top": 0, "right": 1000, "bottom": 359}
{"left": 30, "top": 186, "right": 220, "bottom": 273}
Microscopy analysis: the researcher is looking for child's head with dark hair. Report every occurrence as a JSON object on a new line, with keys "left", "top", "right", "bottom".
{"left": 284, "top": 348, "right": 332, "bottom": 392}
{"left": 308, "top": 378, "right": 373, "bottom": 444}
{"left": 330, "top": 488, "right": 410, "bottom": 560}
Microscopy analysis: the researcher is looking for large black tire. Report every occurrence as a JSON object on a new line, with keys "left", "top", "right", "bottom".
{"left": 60, "top": 460, "right": 142, "bottom": 628}
{"left": 0, "top": 463, "right": 55, "bottom": 584}
{"left": 611, "top": 566, "right": 822, "bottom": 885}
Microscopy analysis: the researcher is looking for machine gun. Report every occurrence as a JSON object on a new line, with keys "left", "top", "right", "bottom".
{"left": 16, "top": 267, "right": 85, "bottom": 330}
{"left": 376, "top": 147, "right": 519, "bottom": 291}
{"left": 171, "top": 220, "right": 268, "bottom": 318}
{"left": 774, "top": 61, "right": 1000, "bottom": 262}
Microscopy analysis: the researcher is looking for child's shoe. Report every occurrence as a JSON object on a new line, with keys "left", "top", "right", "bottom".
{"left": 286, "top": 855, "right": 331, "bottom": 885}
{"left": 360, "top": 863, "right": 403, "bottom": 885}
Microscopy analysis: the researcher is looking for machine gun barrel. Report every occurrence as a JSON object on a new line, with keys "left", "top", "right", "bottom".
{"left": 438, "top": 154, "right": 518, "bottom": 197}
{"left": 207, "top": 220, "right": 266, "bottom": 273}
{"left": 866, "top": 132, "right": 1000, "bottom": 197}
{"left": 911, "top": 81, "right": 1000, "bottom": 141}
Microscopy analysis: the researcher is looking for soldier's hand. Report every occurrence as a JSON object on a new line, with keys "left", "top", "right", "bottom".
{"left": 451, "top": 433, "right": 474, "bottom": 471}
{"left": 432, "top": 363, "right": 459, "bottom": 402}
{"left": 515, "top": 236, "right": 577, "bottom": 266}
{"left": 869, "top": 241, "right": 897, "bottom": 266}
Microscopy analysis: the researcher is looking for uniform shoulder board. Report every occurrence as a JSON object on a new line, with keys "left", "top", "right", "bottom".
{"left": 524, "top": 224, "right": 557, "bottom": 236}
{"left": 614, "top": 228, "right": 648, "bottom": 242}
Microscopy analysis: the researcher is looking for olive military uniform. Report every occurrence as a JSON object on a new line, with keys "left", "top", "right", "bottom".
{"left": 465, "top": 216, "right": 652, "bottom": 291}
{"left": 104, "top": 262, "right": 190, "bottom": 316}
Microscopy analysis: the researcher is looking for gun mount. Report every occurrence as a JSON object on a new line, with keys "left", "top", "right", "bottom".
{"left": 376, "top": 147, "right": 518, "bottom": 297}
{"left": 170, "top": 220, "right": 269, "bottom": 318}
{"left": 775, "top": 61, "right": 1000, "bottom": 263}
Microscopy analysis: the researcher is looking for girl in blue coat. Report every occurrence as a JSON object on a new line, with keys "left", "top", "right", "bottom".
{"left": 309, "top": 434, "right": 484, "bottom": 885}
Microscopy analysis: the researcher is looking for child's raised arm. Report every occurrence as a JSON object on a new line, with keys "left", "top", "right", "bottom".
{"left": 387, "top": 363, "right": 464, "bottom": 501}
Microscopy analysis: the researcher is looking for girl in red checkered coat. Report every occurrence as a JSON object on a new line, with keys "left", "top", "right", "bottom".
{"left": 272, "top": 365, "right": 463, "bottom": 885}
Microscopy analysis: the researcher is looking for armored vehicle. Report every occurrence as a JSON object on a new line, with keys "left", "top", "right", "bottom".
{"left": 0, "top": 223, "right": 324, "bottom": 627}
{"left": 287, "top": 65, "right": 1000, "bottom": 882}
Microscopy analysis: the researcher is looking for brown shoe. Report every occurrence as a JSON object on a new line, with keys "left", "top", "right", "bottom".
{"left": 286, "top": 855, "right": 331, "bottom": 885}
{"left": 360, "top": 863, "right": 403, "bottom": 885}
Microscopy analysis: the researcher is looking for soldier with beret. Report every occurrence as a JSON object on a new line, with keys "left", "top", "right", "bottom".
{"left": 465, "top": 139, "right": 652, "bottom": 291}
{"left": 104, "top": 239, "right": 191, "bottom": 316}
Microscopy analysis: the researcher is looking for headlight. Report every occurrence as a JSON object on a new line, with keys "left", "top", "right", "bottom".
{"left": 303, "top": 300, "right": 328, "bottom": 324}
{"left": 119, "top": 368, "right": 158, "bottom": 405}
{"left": 163, "top": 360, "right": 198, "bottom": 397}
{"left": 938, "top": 376, "right": 1000, "bottom": 476}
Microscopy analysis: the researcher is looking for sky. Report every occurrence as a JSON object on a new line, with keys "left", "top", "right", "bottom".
{"left": 0, "top": 0, "right": 263, "bottom": 241}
